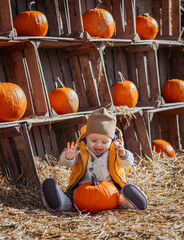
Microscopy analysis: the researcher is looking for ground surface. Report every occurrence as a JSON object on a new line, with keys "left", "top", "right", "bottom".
{"left": 0, "top": 153, "right": 183, "bottom": 239}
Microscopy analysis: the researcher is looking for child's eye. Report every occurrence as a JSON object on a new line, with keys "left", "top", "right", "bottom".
{"left": 102, "top": 142, "right": 108, "bottom": 144}
{"left": 91, "top": 139, "right": 96, "bottom": 143}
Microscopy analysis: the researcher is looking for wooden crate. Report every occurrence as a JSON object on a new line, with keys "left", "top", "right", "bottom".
{"left": 10, "top": 0, "right": 136, "bottom": 39}
{"left": 104, "top": 43, "right": 161, "bottom": 107}
{"left": 0, "top": 0, "right": 15, "bottom": 37}
{"left": 136, "top": 0, "right": 181, "bottom": 40}
{"left": 0, "top": 121, "right": 40, "bottom": 185}
{"left": 0, "top": 41, "right": 51, "bottom": 118}
{"left": 143, "top": 103, "right": 184, "bottom": 150}
{"left": 38, "top": 42, "right": 113, "bottom": 111}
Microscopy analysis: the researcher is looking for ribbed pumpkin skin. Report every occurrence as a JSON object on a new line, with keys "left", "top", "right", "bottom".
{"left": 110, "top": 81, "right": 138, "bottom": 108}
{"left": 152, "top": 139, "right": 176, "bottom": 157}
{"left": 136, "top": 15, "right": 158, "bottom": 40}
{"left": 161, "top": 79, "right": 184, "bottom": 103}
{"left": 49, "top": 88, "right": 79, "bottom": 115}
{"left": 0, "top": 83, "right": 27, "bottom": 122}
{"left": 73, "top": 181, "right": 119, "bottom": 213}
{"left": 13, "top": 11, "right": 48, "bottom": 36}
{"left": 82, "top": 9, "right": 115, "bottom": 38}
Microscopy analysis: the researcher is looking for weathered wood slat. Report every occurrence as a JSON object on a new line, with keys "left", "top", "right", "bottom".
{"left": 179, "top": 115, "right": 184, "bottom": 149}
{"left": 0, "top": 0, "right": 14, "bottom": 36}
{"left": 119, "top": 48, "right": 129, "bottom": 80}
{"left": 171, "top": 0, "right": 181, "bottom": 36}
{"left": 79, "top": 54, "right": 100, "bottom": 107}
{"left": 124, "top": 0, "right": 135, "bottom": 35}
{"left": 68, "top": 0, "right": 79, "bottom": 34}
{"left": 104, "top": 47, "right": 115, "bottom": 86}
{"left": 32, "top": 126, "right": 45, "bottom": 158}
{"left": 112, "top": 0, "right": 124, "bottom": 37}
{"left": 24, "top": 44, "right": 49, "bottom": 115}
{"left": 162, "top": 0, "right": 170, "bottom": 36}
{"left": 58, "top": 0, "right": 70, "bottom": 35}
{"left": 47, "top": 125, "right": 59, "bottom": 157}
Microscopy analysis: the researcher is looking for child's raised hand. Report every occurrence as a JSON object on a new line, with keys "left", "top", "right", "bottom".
{"left": 65, "top": 142, "right": 80, "bottom": 160}
{"left": 114, "top": 139, "right": 126, "bottom": 157}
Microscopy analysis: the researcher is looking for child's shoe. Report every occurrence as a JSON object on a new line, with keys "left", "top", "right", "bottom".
{"left": 120, "top": 183, "right": 147, "bottom": 210}
{"left": 41, "top": 178, "right": 72, "bottom": 211}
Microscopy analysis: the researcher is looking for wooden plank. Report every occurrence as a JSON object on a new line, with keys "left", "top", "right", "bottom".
{"left": 47, "top": 125, "right": 59, "bottom": 157}
{"left": 0, "top": 57, "right": 6, "bottom": 82}
{"left": 113, "top": 47, "right": 121, "bottom": 78}
{"left": 32, "top": 126, "right": 45, "bottom": 158}
{"left": 149, "top": 113, "right": 160, "bottom": 140}
{"left": 3, "top": 50, "right": 34, "bottom": 116}
{"left": 147, "top": 49, "right": 161, "bottom": 102}
{"left": 160, "top": 114, "right": 179, "bottom": 149}
{"left": 162, "top": 0, "right": 170, "bottom": 36}
{"left": 15, "top": 0, "right": 26, "bottom": 14}
{"left": 52, "top": 127, "right": 67, "bottom": 154}
{"left": 0, "top": 138, "right": 20, "bottom": 178}
{"left": 0, "top": 0, "right": 14, "bottom": 35}
{"left": 90, "top": 50, "right": 113, "bottom": 106}
{"left": 136, "top": 52, "right": 149, "bottom": 102}
{"left": 40, "top": 125, "right": 52, "bottom": 155}
{"left": 24, "top": 44, "right": 48, "bottom": 115}
{"left": 79, "top": 54, "right": 100, "bottom": 107}
{"left": 125, "top": 0, "right": 135, "bottom": 35}
{"left": 158, "top": 48, "right": 170, "bottom": 88}
{"left": 112, "top": 0, "right": 123, "bottom": 37}
{"left": 38, "top": 48, "right": 55, "bottom": 93}
{"left": 170, "top": 48, "right": 184, "bottom": 79}
{"left": 134, "top": 111, "right": 152, "bottom": 157}
{"left": 29, "top": 128, "right": 37, "bottom": 157}
{"left": 58, "top": 0, "right": 70, "bottom": 35}
{"left": 69, "top": 55, "right": 89, "bottom": 108}
{"left": 119, "top": 47, "right": 129, "bottom": 80}
{"left": 68, "top": 0, "right": 79, "bottom": 33}
{"left": 47, "top": 48, "right": 64, "bottom": 88}
{"left": 152, "top": 0, "right": 161, "bottom": 37}
{"left": 171, "top": 0, "right": 180, "bottom": 36}
{"left": 57, "top": 49, "right": 74, "bottom": 88}
{"left": 0, "top": 126, "right": 22, "bottom": 138}
{"left": 179, "top": 115, "right": 184, "bottom": 149}
{"left": 104, "top": 47, "right": 115, "bottom": 86}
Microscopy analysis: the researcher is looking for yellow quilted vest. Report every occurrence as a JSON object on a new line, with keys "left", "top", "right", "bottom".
{"left": 66, "top": 127, "right": 127, "bottom": 191}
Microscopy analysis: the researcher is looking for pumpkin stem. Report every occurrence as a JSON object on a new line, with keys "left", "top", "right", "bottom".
{"left": 56, "top": 77, "right": 66, "bottom": 88}
{"left": 95, "top": 0, "right": 102, "bottom": 9}
{"left": 117, "top": 71, "right": 126, "bottom": 82}
{"left": 142, "top": 13, "right": 150, "bottom": 18}
{"left": 28, "top": 1, "right": 36, "bottom": 11}
{"left": 91, "top": 173, "right": 100, "bottom": 186}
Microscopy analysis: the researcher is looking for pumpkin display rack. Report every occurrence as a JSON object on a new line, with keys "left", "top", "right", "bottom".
{"left": 0, "top": 0, "right": 183, "bottom": 186}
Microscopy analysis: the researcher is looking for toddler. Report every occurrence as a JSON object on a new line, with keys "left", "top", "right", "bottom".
{"left": 42, "top": 108, "right": 147, "bottom": 212}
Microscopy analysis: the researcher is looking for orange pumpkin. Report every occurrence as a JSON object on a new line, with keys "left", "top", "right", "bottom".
{"left": 161, "top": 79, "right": 184, "bottom": 103}
{"left": 110, "top": 78, "right": 138, "bottom": 108}
{"left": 82, "top": 8, "right": 115, "bottom": 38}
{"left": 49, "top": 88, "right": 79, "bottom": 115}
{"left": 0, "top": 82, "right": 27, "bottom": 122}
{"left": 73, "top": 175, "right": 119, "bottom": 213}
{"left": 152, "top": 139, "right": 176, "bottom": 157}
{"left": 136, "top": 14, "right": 158, "bottom": 40}
{"left": 13, "top": 10, "right": 48, "bottom": 36}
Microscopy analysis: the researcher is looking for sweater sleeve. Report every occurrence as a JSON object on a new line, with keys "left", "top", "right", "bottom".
{"left": 58, "top": 151, "right": 78, "bottom": 168}
{"left": 117, "top": 149, "right": 134, "bottom": 168}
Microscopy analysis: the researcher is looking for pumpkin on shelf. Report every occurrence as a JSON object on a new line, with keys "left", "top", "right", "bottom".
{"left": 136, "top": 13, "right": 158, "bottom": 40}
{"left": 152, "top": 139, "right": 176, "bottom": 157}
{"left": 161, "top": 79, "right": 184, "bottom": 103}
{"left": 13, "top": 2, "right": 48, "bottom": 37}
{"left": 0, "top": 82, "right": 27, "bottom": 122}
{"left": 110, "top": 72, "right": 138, "bottom": 108}
{"left": 82, "top": 1, "right": 115, "bottom": 38}
{"left": 48, "top": 78, "right": 79, "bottom": 115}
{"left": 73, "top": 174, "right": 119, "bottom": 214}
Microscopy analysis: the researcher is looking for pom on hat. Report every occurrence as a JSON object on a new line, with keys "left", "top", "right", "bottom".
{"left": 85, "top": 107, "right": 116, "bottom": 139}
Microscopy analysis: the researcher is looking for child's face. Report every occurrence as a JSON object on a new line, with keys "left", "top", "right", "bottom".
{"left": 86, "top": 133, "right": 112, "bottom": 156}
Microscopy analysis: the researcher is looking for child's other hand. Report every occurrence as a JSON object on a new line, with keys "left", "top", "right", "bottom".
{"left": 65, "top": 142, "right": 80, "bottom": 160}
{"left": 114, "top": 139, "right": 126, "bottom": 157}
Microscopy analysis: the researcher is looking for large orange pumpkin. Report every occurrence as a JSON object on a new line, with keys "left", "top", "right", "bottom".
{"left": 110, "top": 79, "right": 138, "bottom": 108}
{"left": 73, "top": 175, "right": 119, "bottom": 213}
{"left": 13, "top": 10, "right": 48, "bottom": 36}
{"left": 161, "top": 79, "right": 184, "bottom": 103}
{"left": 49, "top": 88, "right": 79, "bottom": 115}
{"left": 152, "top": 139, "right": 176, "bottom": 157}
{"left": 0, "top": 82, "right": 27, "bottom": 122}
{"left": 136, "top": 14, "right": 158, "bottom": 40}
{"left": 82, "top": 8, "right": 115, "bottom": 38}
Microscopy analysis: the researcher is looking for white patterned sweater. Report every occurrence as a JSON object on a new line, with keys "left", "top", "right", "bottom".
{"left": 59, "top": 146, "right": 134, "bottom": 186}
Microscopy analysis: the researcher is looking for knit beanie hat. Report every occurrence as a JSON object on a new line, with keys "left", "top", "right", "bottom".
{"left": 85, "top": 107, "right": 116, "bottom": 139}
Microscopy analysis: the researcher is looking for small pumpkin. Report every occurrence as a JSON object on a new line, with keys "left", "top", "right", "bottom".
{"left": 161, "top": 79, "right": 184, "bottom": 103}
{"left": 49, "top": 87, "right": 79, "bottom": 115}
{"left": 73, "top": 174, "right": 119, "bottom": 213}
{"left": 136, "top": 13, "right": 158, "bottom": 40}
{"left": 13, "top": 8, "right": 48, "bottom": 36}
{"left": 0, "top": 82, "right": 27, "bottom": 122}
{"left": 152, "top": 139, "right": 176, "bottom": 157}
{"left": 82, "top": 8, "right": 115, "bottom": 38}
{"left": 110, "top": 72, "right": 138, "bottom": 108}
